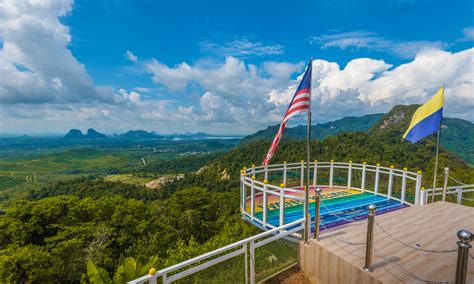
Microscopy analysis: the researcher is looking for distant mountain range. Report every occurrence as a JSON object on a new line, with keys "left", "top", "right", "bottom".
{"left": 63, "top": 129, "right": 240, "bottom": 141}
{"left": 64, "top": 128, "right": 107, "bottom": 139}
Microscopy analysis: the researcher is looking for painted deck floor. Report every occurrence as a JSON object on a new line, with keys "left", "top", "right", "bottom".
{"left": 245, "top": 187, "right": 409, "bottom": 231}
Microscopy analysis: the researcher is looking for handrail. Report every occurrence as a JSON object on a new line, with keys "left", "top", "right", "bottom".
{"left": 128, "top": 219, "right": 305, "bottom": 284}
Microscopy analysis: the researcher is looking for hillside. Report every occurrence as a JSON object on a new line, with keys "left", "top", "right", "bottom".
{"left": 64, "top": 128, "right": 107, "bottom": 139}
{"left": 242, "top": 113, "right": 384, "bottom": 142}
{"left": 242, "top": 106, "right": 474, "bottom": 165}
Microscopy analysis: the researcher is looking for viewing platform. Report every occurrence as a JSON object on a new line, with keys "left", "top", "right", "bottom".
{"left": 130, "top": 161, "right": 473, "bottom": 284}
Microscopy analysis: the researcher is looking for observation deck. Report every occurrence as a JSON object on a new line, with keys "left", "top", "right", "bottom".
{"left": 240, "top": 161, "right": 424, "bottom": 235}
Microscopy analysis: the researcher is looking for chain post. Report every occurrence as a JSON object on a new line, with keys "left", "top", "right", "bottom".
{"left": 443, "top": 167, "right": 449, "bottom": 202}
{"left": 313, "top": 187, "right": 322, "bottom": 240}
{"left": 363, "top": 204, "right": 376, "bottom": 272}
{"left": 455, "top": 230, "right": 472, "bottom": 284}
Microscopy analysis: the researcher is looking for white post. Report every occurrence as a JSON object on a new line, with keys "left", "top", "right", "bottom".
{"left": 250, "top": 176, "right": 255, "bottom": 220}
{"left": 388, "top": 166, "right": 394, "bottom": 199}
{"left": 244, "top": 243, "right": 248, "bottom": 284}
{"left": 263, "top": 180, "right": 268, "bottom": 226}
{"left": 415, "top": 171, "right": 422, "bottom": 205}
{"left": 150, "top": 276, "right": 157, "bottom": 284}
{"left": 329, "top": 160, "right": 334, "bottom": 188}
{"left": 420, "top": 187, "right": 428, "bottom": 205}
{"left": 347, "top": 161, "right": 352, "bottom": 189}
{"left": 283, "top": 161, "right": 287, "bottom": 186}
{"left": 457, "top": 187, "right": 463, "bottom": 204}
{"left": 374, "top": 164, "right": 380, "bottom": 195}
{"left": 252, "top": 164, "right": 255, "bottom": 176}
{"left": 312, "top": 160, "right": 318, "bottom": 187}
{"left": 442, "top": 167, "right": 449, "bottom": 202}
{"left": 264, "top": 165, "right": 268, "bottom": 181}
{"left": 250, "top": 240, "right": 255, "bottom": 284}
{"left": 162, "top": 274, "right": 168, "bottom": 284}
{"left": 361, "top": 162, "right": 367, "bottom": 192}
{"left": 300, "top": 160, "right": 304, "bottom": 187}
{"left": 279, "top": 183, "right": 285, "bottom": 227}
{"left": 240, "top": 171, "right": 244, "bottom": 212}
{"left": 401, "top": 168, "right": 407, "bottom": 203}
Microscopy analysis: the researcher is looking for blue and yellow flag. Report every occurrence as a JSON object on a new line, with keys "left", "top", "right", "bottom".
{"left": 403, "top": 86, "right": 444, "bottom": 143}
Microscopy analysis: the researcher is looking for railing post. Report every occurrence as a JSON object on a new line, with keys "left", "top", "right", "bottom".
{"left": 420, "top": 187, "right": 428, "bottom": 205}
{"left": 250, "top": 176, "right": 255, "bottom": 220}
{"left": 300, "top": 160, "right": 304, "bottom": 187}
{"left": 283, "top": 161, "right": 287, "bottom": 186}
{"left": 415, "top": 171, "right": 422, "bottom": 205}
{"left": 148, "top": 269, "right": 157, "bottom": 284}
{"left": 443, "top": 167, "right": 449, "bottom": 202}
{"left": 162, "top": 273, "right": 168, "bottom": 284}
{"left": 347, "top": 161, "right": 352, "bottom": 189}
{"left": 401, "top": 168, "right": 407, "bottom": 203}
{"left": 361, "top": 162, "right": 367, "bottom": 192}
{"left": 240, "top": 170, "right": 245, "bottom": 215}
{"left": 250, "top": 240, "right": 256, "bottom": 284}
{"left": 457, "top": 187, "right": 463, "bottom": 204}
{"left": 387, "top": 165, "right": 394, "bottom": 199}
{"left": 279, "top": 183, "right": 285, "bottom": 227}
{"left": 374, "top": 163, "right": 380, "bottom": 194}
{"left": 244, "top": 243, "right": 248, "bottom": 284}
{"left": 312, "top": 160, "right": 318, "bottom": 187}
{"left": 329, "top": 160, "right": 334, "bottom": 189}
{"left": 313, "top": 187, "right": 322, "bottom": 240}
{"left": 363, "top": 204, "right": 376, "bottom": 273}
{"left": 264, "top": 165, "right": 268, "bottom": 181}
{"left": 263, "top": 180, "right": 268, "bottom": 227}
{"left": 455, "top": 230, "right": 472, "bottom": 284}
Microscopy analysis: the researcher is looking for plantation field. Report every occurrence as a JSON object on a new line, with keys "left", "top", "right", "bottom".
{"left": 0, "top": 137, "right": 238, "bottom": 207}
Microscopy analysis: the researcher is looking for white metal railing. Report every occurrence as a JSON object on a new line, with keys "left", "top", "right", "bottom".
{"left": 240, "top": 161, "right": 424, "bottom": 229}
{"left": 427, "top": 184, "right": 474, "bottom": 204}
{"left": 128, "top": 219, "right": 304, "bottom": 284}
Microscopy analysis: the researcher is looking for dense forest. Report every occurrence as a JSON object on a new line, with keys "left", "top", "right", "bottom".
{"left": 0, "top": 105, "right": 472, "bottom": 282}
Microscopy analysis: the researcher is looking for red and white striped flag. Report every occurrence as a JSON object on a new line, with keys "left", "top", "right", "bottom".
{"left": 263, "top": 60, "right": 313, "bottom": 165}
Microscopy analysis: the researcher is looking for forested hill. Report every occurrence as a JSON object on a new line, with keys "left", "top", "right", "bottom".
{"left": 242, "top": 105, "right": 474, "bottom": 165}
{"left": 241, "top": 113, "right": 384, "bottom": 143}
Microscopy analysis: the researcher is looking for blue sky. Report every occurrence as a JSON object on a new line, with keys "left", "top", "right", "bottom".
{"left": 0, "top": 0, "right": 473, "bottom": 134}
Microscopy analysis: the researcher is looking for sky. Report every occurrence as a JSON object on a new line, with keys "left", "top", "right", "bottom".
{"left": 0, "top": 0, "right": 473, "bottom": 135}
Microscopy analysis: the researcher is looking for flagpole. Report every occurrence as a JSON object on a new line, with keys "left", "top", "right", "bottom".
{"left": 304, "top": 59, "right": 312, "bottom": 243}
{"left": 431, "top": 129, "right": 440, "bottom": 203}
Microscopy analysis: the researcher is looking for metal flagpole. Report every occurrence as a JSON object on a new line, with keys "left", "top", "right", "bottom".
{"left": 431, "top": 129, "right": 440, "bottom": 203}
{"left": 304, "top": 59, "right": 312, "bottom": 243}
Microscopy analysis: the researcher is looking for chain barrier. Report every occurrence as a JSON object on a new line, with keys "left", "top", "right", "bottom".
{"left": 447, "top": 175, "right": 467, "bottom": 186}
{"left": 373, "top": 247, "right": 452, "bottom": 284}
{"left": 374, "top": 222, "right": 457, "bottom": 254}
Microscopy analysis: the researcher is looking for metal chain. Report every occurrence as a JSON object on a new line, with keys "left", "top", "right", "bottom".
{"left": 374, "top": 222, "right": 457, "bottom": 254}
{"left": 319, "top": 221, "right": 365, "bottom": 246}
{"left": 373, "top": 247, "right": 452, "bottom": 284}
{"left": 447, "top": 175, "right": 467, "bottom": 186}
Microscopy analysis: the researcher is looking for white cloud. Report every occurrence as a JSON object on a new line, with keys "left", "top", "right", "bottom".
{"left": 309, "top": 31, "right": 448, "bottom": 59}
{"left": 200, "top": 37, "right": 284, "bottom": 58}
{"left": 0, "top": 0, "right": 110, "bottom": 104}
{"left": 125, "top": 50, "right": 138, "bottom": 62}
{"left": 460, "top": 27, "right": 474, "bottom": 41}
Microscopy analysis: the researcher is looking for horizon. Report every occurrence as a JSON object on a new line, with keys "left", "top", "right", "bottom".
{"left": 1, "top": 0, "right": 473, "bottom": 135}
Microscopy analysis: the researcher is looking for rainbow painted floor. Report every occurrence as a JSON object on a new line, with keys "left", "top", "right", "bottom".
{"left": 245, "top": 187, "right": 408, "bottom": 231}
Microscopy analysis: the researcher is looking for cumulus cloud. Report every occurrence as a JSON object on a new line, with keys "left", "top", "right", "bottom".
{"left": 0, "top": 0, "right": 112, "bottom": 104}
{"left": 309, "top": 31, "right": 448, "bottom": 59}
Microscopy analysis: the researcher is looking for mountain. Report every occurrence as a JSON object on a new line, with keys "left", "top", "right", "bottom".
{"left": 64, "top": 129, "right": 84, "bottom": 139}
{"left": 242, "top": 113, "right": 384, "bottom": 143}
{"left": 64, "top": 128, "right": 107, "bottom": 139}
{"left": 86, "top": 128, "right": 107, "bottom": 139}
{"left": 241, "top": 106, "right": 474, "bottom": 165}
{"left": 119, "top": 130, "right": 160, "bottom": 139}
{"left": 369, "top": 105, "right": 474, "bottom": 164}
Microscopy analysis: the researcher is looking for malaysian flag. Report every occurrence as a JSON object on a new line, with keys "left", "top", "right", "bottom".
{"left": 263, "top": 60, "right": 313, "bottom": 165}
